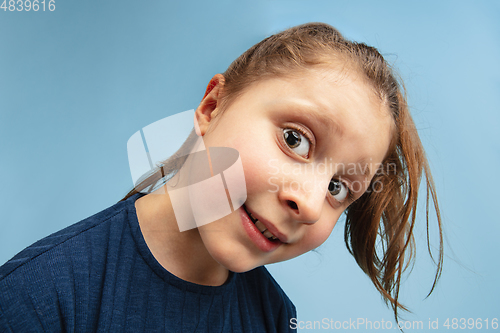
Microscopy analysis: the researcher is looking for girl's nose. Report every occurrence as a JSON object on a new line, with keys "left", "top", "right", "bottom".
{"left": 278, "top": 182, "right": 325, "bottom": 224}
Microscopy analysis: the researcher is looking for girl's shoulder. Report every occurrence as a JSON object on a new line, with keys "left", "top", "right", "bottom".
{"left": 0, "top": 195, "right": 140, "bottom": 331}
{"left": 0, "top": 197, "right": 133, "bottom": 282}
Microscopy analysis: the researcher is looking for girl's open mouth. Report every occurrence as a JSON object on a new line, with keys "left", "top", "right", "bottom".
{"left": 243, "top": 205, "right": 279, "bottom": 241}
{"left": 240, "top": 204, "right": 282, "bottom": 252}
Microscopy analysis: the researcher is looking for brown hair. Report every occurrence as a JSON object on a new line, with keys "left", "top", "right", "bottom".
{"left": 122, "top": 22, "right": 443, "bottom": 319}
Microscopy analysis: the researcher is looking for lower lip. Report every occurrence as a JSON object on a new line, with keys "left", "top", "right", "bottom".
{"left": 240, "top": 205, "right": 282, "bottom": 253}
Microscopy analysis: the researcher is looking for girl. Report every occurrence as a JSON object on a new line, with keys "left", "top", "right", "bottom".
{"left": 0, "top": 23, "right": 442, "bottom": 332}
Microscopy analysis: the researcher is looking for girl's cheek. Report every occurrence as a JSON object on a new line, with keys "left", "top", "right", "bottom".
{"left": 292, "top": 231, "right": 331, "bottom": 257}
{"left": 312, "top": 229, "right": 332, "bottom": 248}
{"left": 241, "top": 153, "right": 277, "bottom": 189}
{"left": 309, "top": 218, "right": 338, "bottom": 247}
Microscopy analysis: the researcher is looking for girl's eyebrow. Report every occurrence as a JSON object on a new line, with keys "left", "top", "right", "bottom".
{"left": 352, "top": 160, "right": 373, "bottom": 178}
{"left": 307, "top": 108, "right": 344, "bottom": 139}
{"left": 271, "top": 98, "right": 344, "bottom": 138}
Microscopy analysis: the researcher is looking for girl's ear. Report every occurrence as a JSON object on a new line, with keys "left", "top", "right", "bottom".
{"left": 195, "top": 74, "right": 225, "bottom": 136}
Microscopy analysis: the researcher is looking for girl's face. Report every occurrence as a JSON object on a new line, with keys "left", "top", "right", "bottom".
{"left": 194, "top": 68, "right": 393, "bottom": 273}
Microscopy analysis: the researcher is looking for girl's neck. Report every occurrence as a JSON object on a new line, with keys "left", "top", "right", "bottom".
{"left": 135, "top": 189, "right": 229, "bottom": 286}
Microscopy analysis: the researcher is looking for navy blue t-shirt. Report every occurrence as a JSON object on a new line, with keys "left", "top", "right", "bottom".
{"left": 0, "top": 194, "right": 296, "bottom": 332}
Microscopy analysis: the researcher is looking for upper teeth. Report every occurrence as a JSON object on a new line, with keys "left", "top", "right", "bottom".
{"left": 255, "top": 220, "right": 267, "bottom": 233}
{"left": 263, "top": 230, "right": 274, "bottom": 238}
{"left": 248, "top": 209, "right": 278, "bottom": 240}
{"left": 248, "top": 211, "right": 256, "bottom": 221}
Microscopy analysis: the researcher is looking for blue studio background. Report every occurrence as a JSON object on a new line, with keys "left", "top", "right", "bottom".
{"left": 1, "top": 1, "right": 499, "bottom": 332}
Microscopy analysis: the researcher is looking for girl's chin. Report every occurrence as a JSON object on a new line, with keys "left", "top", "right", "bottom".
{"left": 207, "top": 243, "right": 269, "bottom": 273}
{"left": 212, "top": 250, "right": 263, "bottom": 273}
{"left": 227, "top": 264, "right": 256, "bottom": 274}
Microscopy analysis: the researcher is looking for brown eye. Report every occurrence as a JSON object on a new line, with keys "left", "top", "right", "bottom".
{"left": 328, "top": 179, "right": 348, "bottom": 201}
{"left": 284, "top": 129, "right": 300, "bottom": 147}
{"left": 283, "top": 129, "right": 310, "bottom": 157}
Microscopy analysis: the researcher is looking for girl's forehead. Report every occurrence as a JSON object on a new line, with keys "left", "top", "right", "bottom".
{"left": 246, "top": 67, "right": 388, "bottom": 118}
